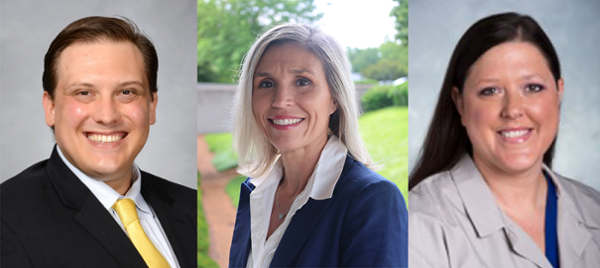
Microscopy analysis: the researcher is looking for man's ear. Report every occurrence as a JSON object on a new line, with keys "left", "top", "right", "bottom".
{"left": 42, "top": 91, "right": 56, "bottom": 127}
{"left": 149, "top": 92, "right": 158, "bottom": 125}
{"left": 451, "top": 87, "right": 465, "bottom": 125}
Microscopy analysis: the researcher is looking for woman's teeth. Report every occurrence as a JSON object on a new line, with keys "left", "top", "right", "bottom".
{"left": 272, "top": 118, "right": 303, "bottom": 126}
{"left": 500, "top": 129, "right": 529, "bottom": 138}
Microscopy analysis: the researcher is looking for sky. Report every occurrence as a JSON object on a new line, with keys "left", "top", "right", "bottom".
{"left": 313, "top": 0, "right": 398, "bottom": 49}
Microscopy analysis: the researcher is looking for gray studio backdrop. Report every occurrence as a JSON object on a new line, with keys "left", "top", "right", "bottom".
{"left": 408, "top": 0, "right": 600, "bottom": 190}
{"left": 0, "top": 0, "right": 198, "bottom": 189}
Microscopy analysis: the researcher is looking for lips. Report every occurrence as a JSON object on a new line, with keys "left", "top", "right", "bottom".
{"left": 85, "top": 132, "right": 127, "bottom": 143}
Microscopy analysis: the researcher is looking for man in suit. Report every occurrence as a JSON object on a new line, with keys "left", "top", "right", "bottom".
{"left": 1, "top": 16, "right": 196, "bottom": 268}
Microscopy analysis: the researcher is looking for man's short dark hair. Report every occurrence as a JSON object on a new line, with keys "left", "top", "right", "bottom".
{"left": 42, "top": 16, "right": 158, "bottom": 100}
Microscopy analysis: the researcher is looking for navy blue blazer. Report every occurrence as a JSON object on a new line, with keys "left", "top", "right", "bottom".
{"left": 229, "top": 155, "right": 408, "bottom": 267}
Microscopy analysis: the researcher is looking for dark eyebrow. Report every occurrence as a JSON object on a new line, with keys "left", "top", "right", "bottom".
{"left": 119, "top": 81, "right": 145, "bottom": 87}
{"left": 66, "top": 82, "right": 95, "bottom": 89}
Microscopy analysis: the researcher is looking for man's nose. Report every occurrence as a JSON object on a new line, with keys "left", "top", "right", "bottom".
{"left": 93, "top": 96, "right": 121, "bottom": 125}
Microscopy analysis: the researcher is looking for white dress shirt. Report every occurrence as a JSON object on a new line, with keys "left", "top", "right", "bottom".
{"left": 57, "top": 146, "right": 180, "bottom": 268}
{"left": 409, "top": 154, "right": 600, "bottom": 268}
{"left": 246, "top": 135, "right": 348, "bottom": 268}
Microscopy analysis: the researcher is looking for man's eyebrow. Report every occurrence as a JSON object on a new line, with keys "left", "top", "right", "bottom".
{"left": 119, "top": 81, "right": 145, "bottom": 87}
{"left": 66, "top": 82, "right": 95, "bottom": 88}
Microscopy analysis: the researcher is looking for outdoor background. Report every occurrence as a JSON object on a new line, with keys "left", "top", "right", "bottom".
{"left": 196, "top": 0, "right": 408, "bottom": 267}
{"left": 408, "top": 0, "right": 600, "bottom": 190}
{"left": 0, "top": 0, "right": 198, "bottom": 189}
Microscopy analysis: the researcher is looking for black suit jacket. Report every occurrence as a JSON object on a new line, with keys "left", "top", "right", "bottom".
{"left": 1, "top": 147, "right": 197, "bottom": 268}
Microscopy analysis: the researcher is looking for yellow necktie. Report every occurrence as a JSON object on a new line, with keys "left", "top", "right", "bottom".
{"left": 113, "top": 198, "right": 171, "bottom": 268}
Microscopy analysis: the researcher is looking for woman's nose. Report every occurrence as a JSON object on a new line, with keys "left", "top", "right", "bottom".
{"left": 500, "top": 90, "right": 524, "bottom": 119}
{"left": 271, "top": 85, "right": 294, "bottom": 108}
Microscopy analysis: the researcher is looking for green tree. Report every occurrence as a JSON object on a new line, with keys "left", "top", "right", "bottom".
{"left": 390, "top": 0, "right": 408, "bottom": 45}
{"left": 351, "top": 41, "right": 407, "bottom": 81}
{"left": 347, "top": 47, "right": 380, "bottom": 74}
{"left": 198, "top": 0, "right": 322, "bottom": 83}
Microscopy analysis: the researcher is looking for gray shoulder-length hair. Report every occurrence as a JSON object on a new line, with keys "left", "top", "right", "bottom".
{"left": 232, "top": 23, "right": 372, "bottom": 178}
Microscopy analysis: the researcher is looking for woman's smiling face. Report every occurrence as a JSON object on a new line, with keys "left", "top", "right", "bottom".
{"left": 454, "top": 41, "right": 563, "bottom": 176}
{"left": 252, "top": 43, "right": 337, "bottom": 155}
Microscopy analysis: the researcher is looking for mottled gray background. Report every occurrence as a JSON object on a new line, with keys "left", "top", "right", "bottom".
{"left": 409, "top": 0, "right": 600, "bottom": 190}
{"left": 0, "top": 0, "right": 198, "bottom": 189}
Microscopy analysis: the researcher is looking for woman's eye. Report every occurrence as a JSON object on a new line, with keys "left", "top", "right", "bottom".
{"left": 258, "top": 81, "right": 274, "bottom": 88}
{"left": 296, "top": 78, "right": 311, "bottom": 87}
{"left": 479, "top": 87, "right": 500, "bottom": 96}
{"left": 526, "top": 84, "right": 545, "bottom": 92}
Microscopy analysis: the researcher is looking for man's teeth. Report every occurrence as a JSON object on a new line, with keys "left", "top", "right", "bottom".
{"left": 501, "top": 129, "right": 529, "bottom": 138}
{"left": 273, "top": 118, "right": 303, "bottom": 126}
{"left": 87, "top": 134, "right": 123, "bottom": 143}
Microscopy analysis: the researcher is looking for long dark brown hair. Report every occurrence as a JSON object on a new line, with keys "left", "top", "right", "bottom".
{"left": 409, "top": 12, "right": 561, "bottom": 190}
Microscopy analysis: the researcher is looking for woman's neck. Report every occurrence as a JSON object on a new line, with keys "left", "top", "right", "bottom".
{"left": 278, "top": 135, "right": 329, "bottom": 197}
{"left": 474, "top": 156, "right": 547, "bottom": 213}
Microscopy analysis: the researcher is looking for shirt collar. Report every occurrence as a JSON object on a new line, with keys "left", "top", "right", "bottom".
{"left": 56, "top": 145, "right": 152, "bottom": 215}
{"left": 452, "top": 154, "right": 508, "bottom": 237}
{"left": 453, "top": 154, "right": 600, "bottom": 238}
{"left": 544, "top": 165, "right": 600, "bottom": 229}
{"left": 249, "top": 135, "right": 348, "bottom": 200}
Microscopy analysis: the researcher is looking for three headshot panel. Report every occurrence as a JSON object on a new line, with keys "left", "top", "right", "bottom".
{"left": 1, "top": 0, "right": 600, "bottom": 267}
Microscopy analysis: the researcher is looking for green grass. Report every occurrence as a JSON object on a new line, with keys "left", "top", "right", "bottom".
{"left": 197, "top": 172, "right": 219, "bottom": 268}
{"left": 359, "top": 106, "right": 409, "bottom": 203}
{"left": 226, "top": 175, "right": 248, "bottom": 208}
{"left": 204, "top": 133, "right": 238, "bottom": 172}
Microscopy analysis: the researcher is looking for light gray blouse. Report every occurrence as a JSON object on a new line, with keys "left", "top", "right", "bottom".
{"left": 409, "top": 154, "right": 600, "bottom": 268}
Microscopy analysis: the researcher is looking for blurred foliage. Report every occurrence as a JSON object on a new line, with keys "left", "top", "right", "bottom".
{"left": 390, "top": 0, "right": 408, "bottom": 45}
{"left": 198, "top": 0, "right": 322, "bottom": 83}
{"left": 197, "top": 172, "right": 219, "bottom": 268}
{"left": 204, "top": 132, "right": 238, "bottom": 172}
{"left": 361, "top": 82, "right": 408, "bottom": 112}
{"left": 226, "top": 174, "right": 248, "bottom": 208}
{"left": 354, "top": 78, "right": 379, "bottom": 85}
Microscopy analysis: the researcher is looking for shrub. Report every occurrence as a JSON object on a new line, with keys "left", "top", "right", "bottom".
{"left": 360, "top": 82, "right": 408, "bottom": 112}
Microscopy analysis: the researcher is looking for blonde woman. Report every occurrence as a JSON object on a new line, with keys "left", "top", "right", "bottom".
{"left": 228, "top": 23, "right": 408, "bottom": 267}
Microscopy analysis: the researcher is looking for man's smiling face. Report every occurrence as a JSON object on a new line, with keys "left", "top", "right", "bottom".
{"left": 43, "top": 40, "right": 157, "bottom": 182}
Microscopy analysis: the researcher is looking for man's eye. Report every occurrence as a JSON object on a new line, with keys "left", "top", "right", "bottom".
{"left": 78, "top": 91, "right": 90, "bottom": 96}
{"left": 122, "top": 90, "right": 132, "bottom": 95}
{"left": 296, "top": 78, "right": 311, "bottom": 86}
{"left": 258, "top": 81, "right": 274, "bottom": 88}
{"left": 479, "top": 87, "right": 500, "bottom": 96}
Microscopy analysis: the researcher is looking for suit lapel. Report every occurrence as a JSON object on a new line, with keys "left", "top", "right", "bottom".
{"left": 141, "top": 174, "right": 196, "bottom": 268}
{"left": 270, "top": 198, "right": 334, "bottom": 267}
{"left": 46, "top": 147, "right": 147, "bottom": 268}
{"left": 229, "top": 179, "right": 253, "bottom": 267}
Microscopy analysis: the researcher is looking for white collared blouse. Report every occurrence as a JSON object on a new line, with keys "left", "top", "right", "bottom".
{"left": 246, "top": 135, "right": 348, "bottom": 268}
